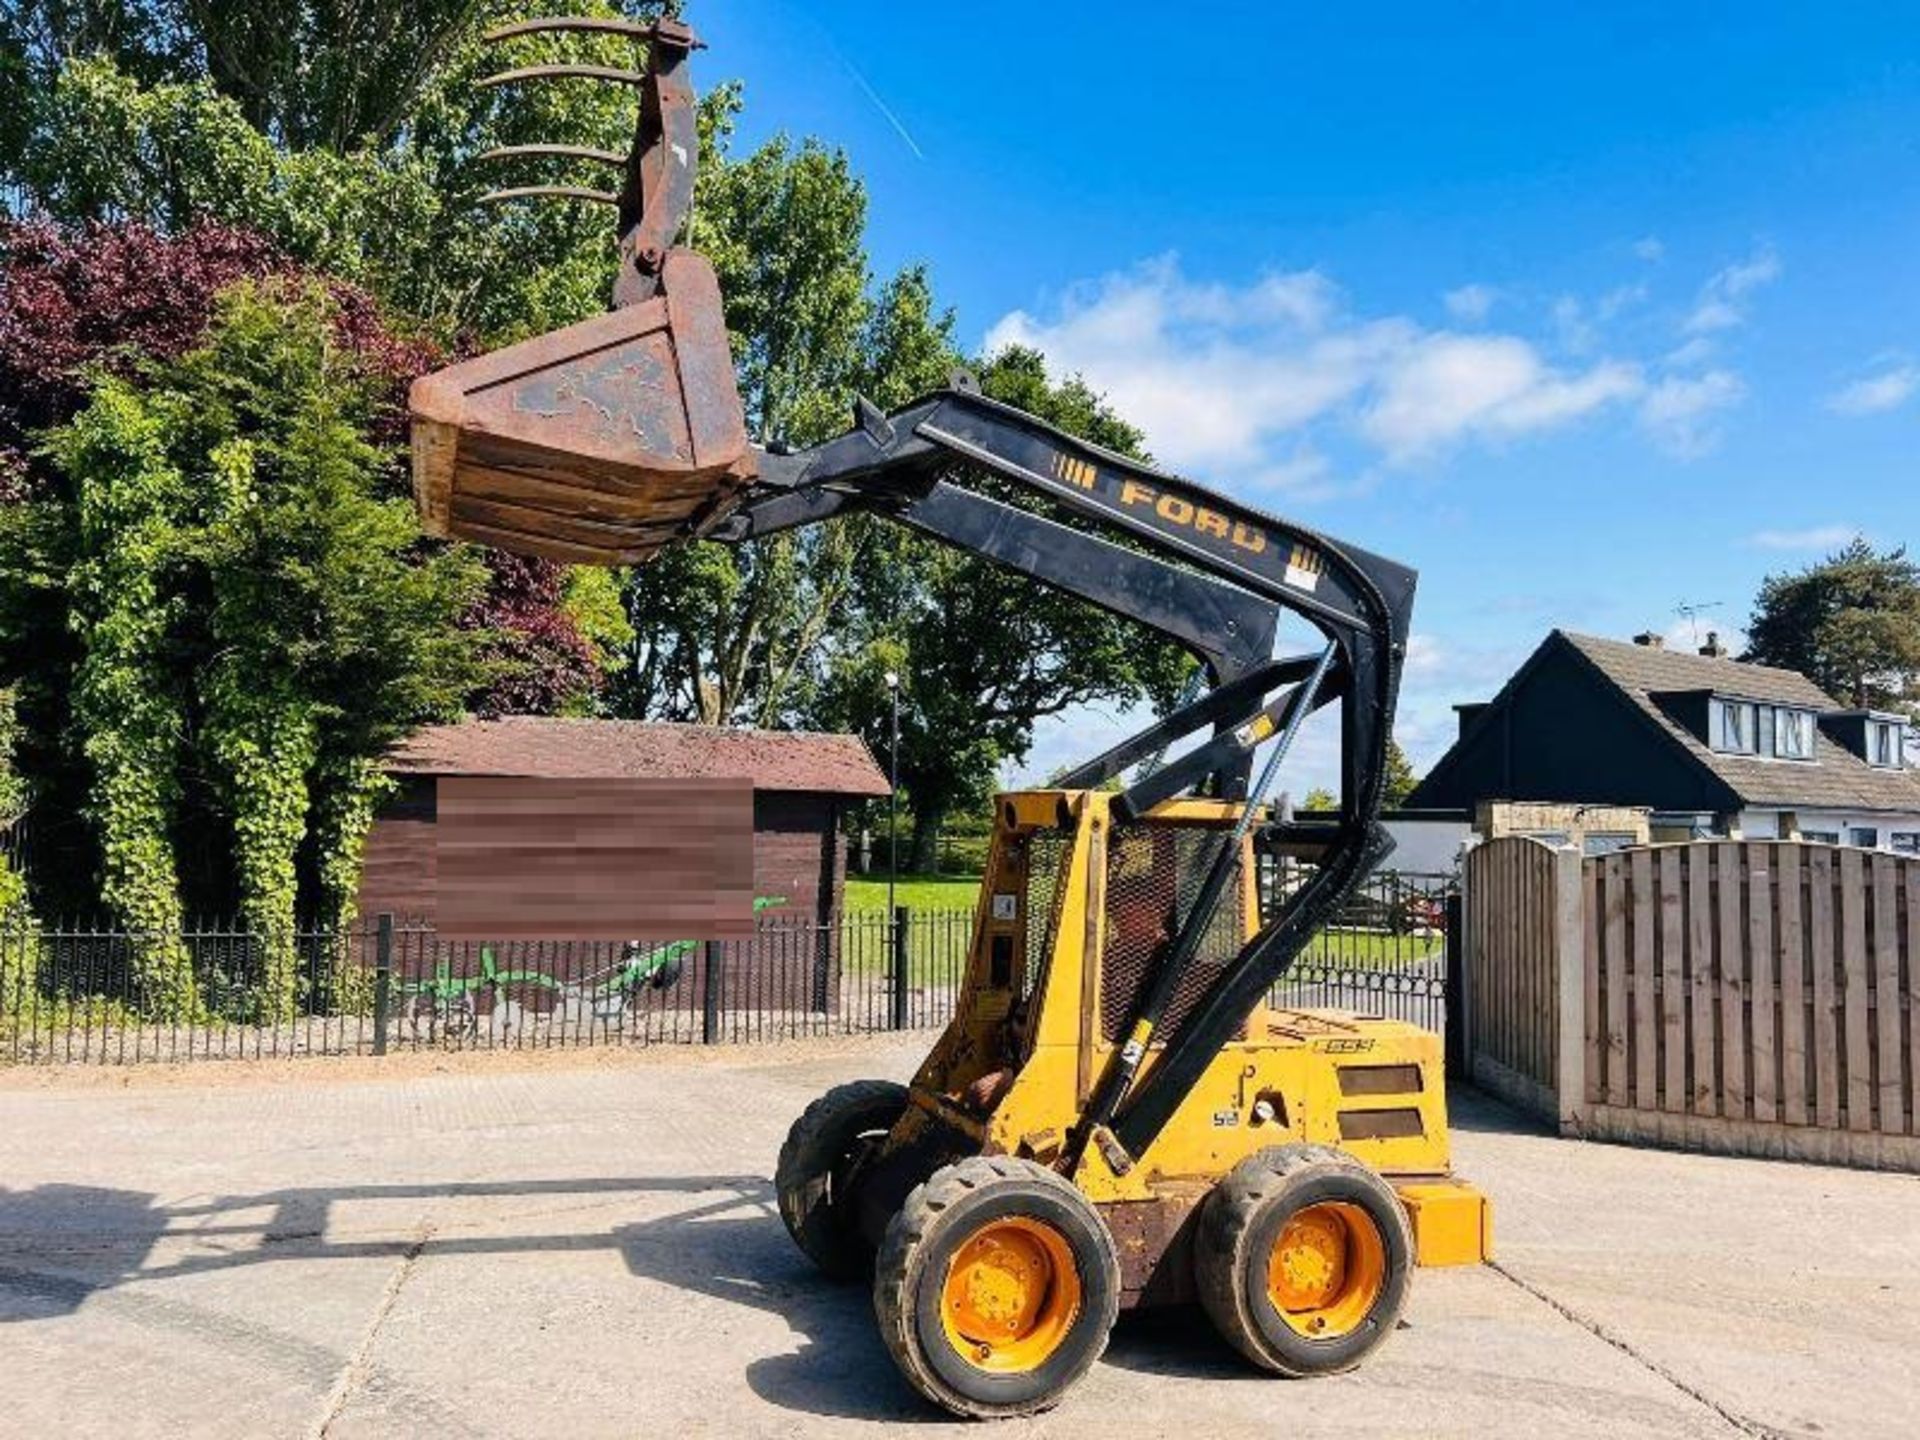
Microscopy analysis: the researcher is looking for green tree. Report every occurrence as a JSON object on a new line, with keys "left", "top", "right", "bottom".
{"left": 810, "top": 346, "right": 1191, "bottom": 869}
{"left": 1383, "top": 736, "right": 1419, "bottom": 807}
{"left": 3, "top": 2, "right": 671, "bottom": 342}
{"left": 0, "top": 686, "right": 35, "bottom": 1008}
{"left": 1296, "top": 735, "right": 1415, "bottom": 812}
{"left": 1745, "top": 539, "right": 1920, "bottom": 716}
{"left": 46, "top": 280, "right": 485, "bottom": 1016}
{"left": 613, "top": 144, "right": 960, "bottom": 727}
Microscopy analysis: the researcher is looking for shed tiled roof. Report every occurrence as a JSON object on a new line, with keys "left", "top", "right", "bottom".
{"left": 1560, "top": 632, "right": 1920, "bottom": 813}
{"left": 388, "top": 717, "right": 890, "bottom": 797}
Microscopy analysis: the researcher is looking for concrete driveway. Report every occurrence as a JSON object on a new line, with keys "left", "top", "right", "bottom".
{"left": 0, "top": 1038, "right": 1914, "bottom": 1439}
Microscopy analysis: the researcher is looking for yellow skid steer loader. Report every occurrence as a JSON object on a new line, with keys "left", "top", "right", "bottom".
{"left": 409, "top": 13, "right": 1490, "bottom": 1419}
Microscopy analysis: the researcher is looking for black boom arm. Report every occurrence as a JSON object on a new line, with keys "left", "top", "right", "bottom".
{"left": 706, "top": 386, "right": 1417, "bottom": 1160}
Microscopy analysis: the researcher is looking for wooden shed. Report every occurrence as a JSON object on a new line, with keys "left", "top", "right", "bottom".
{"left": 356, "top": 717, "right": 890, "bottom": 930}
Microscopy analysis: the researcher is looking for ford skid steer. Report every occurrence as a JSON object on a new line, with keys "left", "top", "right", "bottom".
{"left": 410, "top": 14, "right": 1490, "bottom": 1419}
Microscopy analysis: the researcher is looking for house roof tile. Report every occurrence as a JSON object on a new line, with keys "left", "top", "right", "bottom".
{"left": 1560, "top": 632, "right": 1920, "bottom": 814}
{"left": 388, "top": 717, "right": 891, "bottom": 797}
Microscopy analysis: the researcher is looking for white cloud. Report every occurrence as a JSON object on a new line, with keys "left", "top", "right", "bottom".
{"left": 1640, "top": 369, "right": 1746, "bottom": 456}
{"left": 1662, "top": 336, "right": 1717, "bottom": 369}
{"left": 1241, "top": 447, "right": 1364, "bottom": 501}
{"left": 1743, "top": 524, "right": 1859, "bottom": 551}
{"left": 1826, "top": 362, "right": 1918, "bottom": 416}
{"left": 1683, "top": 247, "right": 1781, "bottom": 334}
{"left": 1404, "top": 633, "right": 1446, "bottom": 676}
{"left": 1633, "top": 236, "right": 1666, "bottom": 262}
{"left": 1596, "top": 283, "right": 1648, "bottom": 321}
{"left": 1550, "top": 294, "right": 1594, "bottom": 353}
{"left": 1363, "top": 335, "right": 1641, "bottom": 458}
{"left": 986, "top": 255, "right": 1645, "bottom": 475}
{"left": 1443, "top": 283, "right": 1497, "bottom": 323}
{"left": 984, "top": 259, "right": 1400, "bottom": 471}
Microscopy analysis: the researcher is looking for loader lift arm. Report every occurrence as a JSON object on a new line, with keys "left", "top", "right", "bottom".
{"left": 702, "top": 384, "right": 1417, "bottom": 1162}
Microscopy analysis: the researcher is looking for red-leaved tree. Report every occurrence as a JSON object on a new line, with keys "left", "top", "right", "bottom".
{"left": 0, "top": 218, "right": 602, "bottom": 714}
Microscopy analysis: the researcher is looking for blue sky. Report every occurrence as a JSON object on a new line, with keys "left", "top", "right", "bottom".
{"left": 694, "top": 1, "right": 1920, "bottom": 792}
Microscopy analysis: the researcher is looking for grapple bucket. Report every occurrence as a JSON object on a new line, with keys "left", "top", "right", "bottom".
{"left": 408, "top": 15, "right": 755, "bottom": 565}
{"left": 409, "top": 249, "right": 754, "bottom": 564}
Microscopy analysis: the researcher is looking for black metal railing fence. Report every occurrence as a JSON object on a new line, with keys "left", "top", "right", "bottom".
{"left": 0, "top": 868, "right": 1454, "bottom": 1065}
{"left": 0, "top": 907, "right": 977, "bottom": 1065}
{"left": 1262, "top": 864, "right": 1455, "bottom": 1032}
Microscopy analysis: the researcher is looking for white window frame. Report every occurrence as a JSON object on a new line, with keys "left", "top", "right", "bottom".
{"left": 1868, "top": 720, "right": 1902, "bottom": 768}
{"left": 1775, "top": 708, "right": 1814, "bottom": 760}
{"left": 1714, "top": 699, "right": 1756, "bottom": 754}
{"left": 1712, "top": 699, "right": 1815, "bottom": 760}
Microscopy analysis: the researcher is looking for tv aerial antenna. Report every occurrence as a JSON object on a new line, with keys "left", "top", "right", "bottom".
{"left": 1674, "top": 599, "right": 1721, "bottom": 646}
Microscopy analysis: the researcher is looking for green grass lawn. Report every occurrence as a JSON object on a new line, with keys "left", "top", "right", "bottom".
{"left": 1296, "top": 929, "right": 1445, "bottom": 970}
{"left": 844, "top": 874, "right": 981, "bottom": 914}
{"left": 836, "top": 874, "right": 1440, "bottom": 986}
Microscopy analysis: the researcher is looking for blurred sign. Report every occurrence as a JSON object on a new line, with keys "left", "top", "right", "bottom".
{"left": 435, "top": 776, "right": 754, "bottom": 941}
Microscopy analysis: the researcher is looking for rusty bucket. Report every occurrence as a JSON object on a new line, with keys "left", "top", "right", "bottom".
{"left": 409, "top": 248, "right": 755, "bottom": 565}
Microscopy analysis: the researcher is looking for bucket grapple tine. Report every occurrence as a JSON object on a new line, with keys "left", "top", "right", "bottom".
{"left": 475, "top": 62, "right": 648, "bottom": 88}
{"left": 475, "top": 143, "right": 629, "bottom": 166}
{"left": 477, "top": 184, "right": 621, "bottom": 207}
{"left": 481, "top": 16, "right": 683, "bottom": 44}
{"left": 470, "top": 15, "right": 702, "bottom": 308}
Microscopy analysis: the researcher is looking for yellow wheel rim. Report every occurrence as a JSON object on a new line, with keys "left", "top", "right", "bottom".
{"left": 1265, "top": 1201, "right": 1386, "bottom": 1339}
{"left": 940, "top": 1216, "right": 1083, "bottom": 1372}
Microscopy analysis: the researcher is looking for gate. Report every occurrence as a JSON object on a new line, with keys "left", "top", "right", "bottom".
{"left": 1262, "top": 864, "right": 1454, "bottom": 1034}
{"left": 1460, "top": 836, "right": 1575, "bottom": 1117}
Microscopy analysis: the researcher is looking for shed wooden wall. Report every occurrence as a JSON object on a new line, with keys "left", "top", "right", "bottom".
{"left": 354, "top": 778, "right": 846, "bottom": 931}
{"left": 356, "top": 777, "right": 437, "bottom": 924}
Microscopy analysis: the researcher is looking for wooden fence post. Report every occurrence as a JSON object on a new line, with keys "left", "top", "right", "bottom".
{"left": 1553, "top": 848, "right": 1586, "bottom": 1133}
{"left": 1443, "top": 890, "right": 1465, "bottom": 1076}
{"left": 1456, "top": 847, "right": 1474, "bottom": 1079}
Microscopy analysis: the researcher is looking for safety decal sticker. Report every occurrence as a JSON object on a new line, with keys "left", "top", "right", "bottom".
{"left": 1284, "top": 542, "right": 1324, "bottom": 592}
{"left": 1050, "top": 451, "right": 1098, "bottom": 490}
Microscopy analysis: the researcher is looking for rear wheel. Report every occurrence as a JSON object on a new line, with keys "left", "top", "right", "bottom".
{"left": 776, "top": 1079, "right": 909, "bottom": 1279}
{"left": 874, "top": 1156, "right": 1119, "bottom": 1419}
{"left": 1196, "top": 1144, "right": 1412, "bottom": 1377}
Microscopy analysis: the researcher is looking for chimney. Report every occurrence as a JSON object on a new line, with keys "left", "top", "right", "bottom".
{"left": 1698, "top": 631, "right": 1729, "bottom": 658}
{"left": 1632, "top": 631, "right": 1665, "bottom": 649}
{"left": 1454, "top": 702, "right": 1489, "bottom": 740}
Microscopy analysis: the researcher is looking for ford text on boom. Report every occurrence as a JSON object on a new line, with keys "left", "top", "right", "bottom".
{"left": 1117, "top": 480, "right": 1270, "bottom": 556}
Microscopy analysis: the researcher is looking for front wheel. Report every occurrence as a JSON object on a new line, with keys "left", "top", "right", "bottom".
{"left": 776, "top": 1079, "right": 909, "bottom": 1279}
{"left": 1195, "top": 1144, "right": 1412, "bottom": 1377}
{"left": 873, "top": 1156, "right": 1120, "bottom": 1419}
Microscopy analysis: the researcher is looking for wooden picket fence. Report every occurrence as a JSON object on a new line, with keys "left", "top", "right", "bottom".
{"left": 1462, "top": 836, "right": 1920, "bottom": 1171}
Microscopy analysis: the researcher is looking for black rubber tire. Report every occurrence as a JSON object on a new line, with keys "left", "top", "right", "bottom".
{"left": 775, "top": 1079, "right": 910, "bottom": 1279}
{"left": 1195, "top": 1144, "right": 1413, "bottom": 1377}
{"left": 874, "top": 1156, "right": 1120, "bottom": 1419}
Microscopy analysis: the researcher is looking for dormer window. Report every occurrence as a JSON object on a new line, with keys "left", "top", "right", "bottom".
{"left": 1713, "top": 699, "right": 1751, "bottom": 752}
{"left": 1713, "top": 698, "right": 1815, "bottom": 760}
{"left": 1777, "top": 708, "right": 1814, "bottom": 759}
{"left": 1868, "top": 719, "right": 1903, "bottom": 769}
